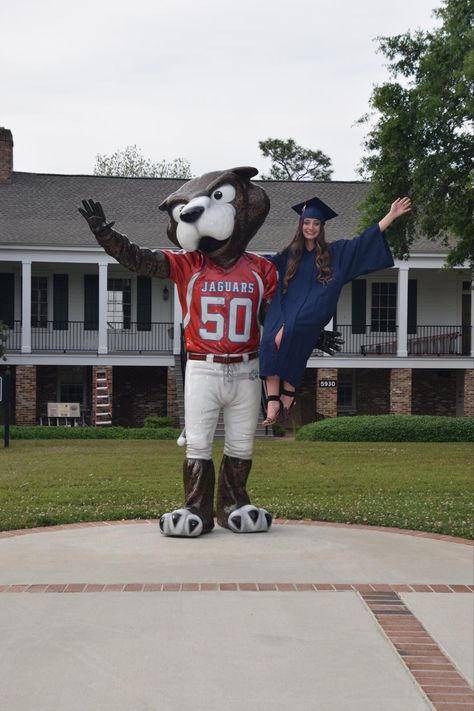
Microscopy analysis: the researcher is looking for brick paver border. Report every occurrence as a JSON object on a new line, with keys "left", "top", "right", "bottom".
{"left": 0, "top": 518, "right": 472, "bottom": 545}
{"left": 361, "top": 591, "right": 474, "bottom": 710}
{"left": 1, "top": 582, "right": 472, "bottom": 593}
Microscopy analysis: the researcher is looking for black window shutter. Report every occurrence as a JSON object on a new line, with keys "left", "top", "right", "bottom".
{"left": 352, "top": 280, "right": 366, "bottom": 334}
{"left": 408, "top": 279, "right": 417, "bottom": 335}
{"left": 0, "top": 273, "right": 15, "bottom": 328}
{"left": 53, "top": 274, "right": 69, "bottom": 330}
{"left": 84, "top": 275, "right": 99, "bottom": 330}
{"left": 137, "top": 276, "right": 152, "bottom": 331}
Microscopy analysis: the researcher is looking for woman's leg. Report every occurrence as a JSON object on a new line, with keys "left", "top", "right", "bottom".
{"left": 281, "top": 380, "right": 296, "bottom": 411}
{"left": 263, "top": 374, "right": 281, "bottom": 424}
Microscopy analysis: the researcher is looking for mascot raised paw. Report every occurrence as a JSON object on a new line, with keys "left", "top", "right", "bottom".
{"left": 79, "top": 167, "right": 277, "bottom": 536}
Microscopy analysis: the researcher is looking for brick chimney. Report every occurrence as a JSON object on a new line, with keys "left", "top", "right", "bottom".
{"left": 0, "top": 128, "right": 13, "bottom": 183}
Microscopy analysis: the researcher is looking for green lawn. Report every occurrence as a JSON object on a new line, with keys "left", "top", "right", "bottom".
{"left": 0, "top": 440, "right": 472, "bottom": 538}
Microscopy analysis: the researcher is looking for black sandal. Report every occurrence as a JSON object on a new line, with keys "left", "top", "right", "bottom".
{"left": 262, "top": 395, "right": 282, "bottom": 427}
{"left": 280, "top": 388, "right": 296, "bottom": 419}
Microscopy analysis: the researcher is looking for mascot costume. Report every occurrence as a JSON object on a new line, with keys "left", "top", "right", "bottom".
{"left": 79, "top": 167, "right": 339, "bottom": 537}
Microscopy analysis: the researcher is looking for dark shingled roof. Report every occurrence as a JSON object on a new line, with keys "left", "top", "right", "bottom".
{"left": 0, "top": 171, "right": 446, "bottom": 254}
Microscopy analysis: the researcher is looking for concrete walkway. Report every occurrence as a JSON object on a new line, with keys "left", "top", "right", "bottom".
{"left": 0, "top": 520, "right": 472, "bottom": 711}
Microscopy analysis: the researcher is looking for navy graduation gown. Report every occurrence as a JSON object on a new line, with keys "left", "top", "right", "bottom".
{"left": 259, "top": 224, "right": 394, "bottom": 388}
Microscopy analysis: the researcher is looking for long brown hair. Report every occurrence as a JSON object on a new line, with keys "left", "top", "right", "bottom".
{"left": 281, "top": 222, "right": 333, "bottom": 293}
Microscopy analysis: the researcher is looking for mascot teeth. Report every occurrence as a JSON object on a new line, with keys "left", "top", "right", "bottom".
{"left": 159, "top": 508, "right": 203, "bottom": 537}
{"left": 228, "top": 505, "right": 273, "bottom": 534}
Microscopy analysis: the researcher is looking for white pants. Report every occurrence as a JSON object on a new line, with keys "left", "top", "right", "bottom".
{"left": 184, "top": 358, "right": 261, "bottom": 460}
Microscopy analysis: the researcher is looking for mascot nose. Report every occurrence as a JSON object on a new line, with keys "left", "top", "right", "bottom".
{"left": 180, "top": 206, "right": 205, "bottom": 223}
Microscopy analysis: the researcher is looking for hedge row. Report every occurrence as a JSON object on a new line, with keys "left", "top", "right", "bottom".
{"left": 0, "top": 426, "right": 181, "bottom": 440}
{"left": 296, "top": 415, "right": 474, "bottom": 442}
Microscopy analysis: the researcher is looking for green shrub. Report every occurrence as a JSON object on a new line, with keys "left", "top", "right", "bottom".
{"left": 0, "top": 425, "right": 181, "bottom": 440}
{"left": 296, "top": 415, "right": 474, "bottom": 442}
{"left": 143, "top": 415, "right": 176, "bottom": 429}
{"left": 271, "top": 422, "right": 287, "bottom": 437}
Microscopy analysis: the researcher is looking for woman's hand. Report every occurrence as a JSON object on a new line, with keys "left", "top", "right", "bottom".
{"left": 389, "top": 196, "right": 412, "bottom": 219}
{"left": 379, "top": 196, "right": 412, "bottom": 232}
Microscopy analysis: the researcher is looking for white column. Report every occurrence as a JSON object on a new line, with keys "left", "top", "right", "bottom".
{"left": 397, "top": 265, "right": 409, "bottom": 357}
{"left": 98, "top": 263, "right": 108, "bottom": 354}
{"left": 323, "top": 318, "right": 334, "bottom": 356}
{"left": 21, "top": 260, "right": 32, "bottom": 354}
{"left": 173, "top": 285, "right": 182, "bottom": 356}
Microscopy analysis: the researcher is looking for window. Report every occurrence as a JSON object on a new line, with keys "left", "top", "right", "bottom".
{"left": 371, "top": 282, "right": 396, "bottom": 332}
{"left": 31, "top": 276, "right": 48, "bottom": 327}
{"left": 337, "top": 370, "right": 355, "bottom": 410}
{"left": 58, "top": 366, "right": 85, "bottom": 404}
{"left": 107, "top": 278, "right": 131, "bottom": 329}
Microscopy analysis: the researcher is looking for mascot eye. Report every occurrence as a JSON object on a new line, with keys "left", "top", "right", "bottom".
{"left": 171, "top": 203, "right": 186, "bottom": 222}
{"left": 211, "top": 184, "right": 236, "bottom": 203}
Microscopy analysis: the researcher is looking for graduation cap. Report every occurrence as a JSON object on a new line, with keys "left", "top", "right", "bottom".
{"left": 292, "top": 197, "right": 338, "bottom": 223}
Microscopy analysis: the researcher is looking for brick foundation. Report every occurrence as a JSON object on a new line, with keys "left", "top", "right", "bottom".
{"left": 412, "top": 369, "right": 457, "bottom": 416}
{"left": 15, "top": 366, "right": 37, "bottom": 425}
{"left": 463, "top": 368, "right": 474, "bottom": 416}
{"left": 354, "top": 369, "right": 390, "bottom": 415}
{"left": 166, "top": 366, "right": 178, "bottom": 423}
{"left": 316, "top": 368, "right": 338, "bottom": 418}
{"left": 112, "top": 366, "right": 167, "bottom": 427}
{"left": 390, "top": 369, "right": 412, "bottom": 415}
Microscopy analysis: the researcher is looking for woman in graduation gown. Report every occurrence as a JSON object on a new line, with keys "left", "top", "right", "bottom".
{"left": 260, "top": 195, "right": 412, "bottom": 424}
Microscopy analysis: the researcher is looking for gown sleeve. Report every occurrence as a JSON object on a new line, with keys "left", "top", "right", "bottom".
{"left": 336, "top": 224, "right": 394, "bottom": 283}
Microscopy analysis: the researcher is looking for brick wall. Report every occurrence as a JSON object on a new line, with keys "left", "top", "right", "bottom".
{"left": 463, "top": 368, "right": 474, "bottom": 416}
{"left": 390, "top": 368, "right": 412, "bottom": 415}
{"left": 290, "top": 369, "right": 317, "bottom": 427}
{"left": 412, "top": 369, "right": 457, "bottom": 416}
{"left": 316, "top": 367, "right": 338, "bottom": 419}
{"left": 112, "top": 366, "right": 167, "bottom": 427}
{"left": 354, "top": 369, "right": 391, "bottom": 415}
{"left": 15, "top": 365, "right": 37, "bottom": 425}
{"left": 166, "top": 366, "right": 179, "bottom": 423}
{"left": 36, "top": 366, "right": 58, "bottom": 421}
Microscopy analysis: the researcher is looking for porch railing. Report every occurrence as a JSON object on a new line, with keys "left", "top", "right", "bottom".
{"left": 107, "top": 322, "right": 174, "bottom": 353}
{"left": 2, "top": 321, "right": 174, "bottom": 353}
{"left": 3, "top": 321, "right": 471, "bottom": 357}
{"left": 323, "top": 324, "right": 471, "bottom": 356}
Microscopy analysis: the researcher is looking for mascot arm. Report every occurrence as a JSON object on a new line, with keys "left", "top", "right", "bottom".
{"left": 78, "top": 199, "right": 170, "bottom": 279}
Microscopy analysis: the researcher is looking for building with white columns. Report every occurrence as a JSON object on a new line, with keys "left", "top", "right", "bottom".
{"left": 0, "top": 128, "right": 472, "bottom": 427}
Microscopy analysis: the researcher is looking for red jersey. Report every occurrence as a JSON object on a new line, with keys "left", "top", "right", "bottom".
{"left": 165, "top": 250, "right": 277, "bottom": 354}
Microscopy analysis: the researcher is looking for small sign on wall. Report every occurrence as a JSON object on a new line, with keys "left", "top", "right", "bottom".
{"left": 47, "top": 402, "right": 81, "bottom": 417}
{"left": 319, "top": 379, "right": 337, "bottom": 388}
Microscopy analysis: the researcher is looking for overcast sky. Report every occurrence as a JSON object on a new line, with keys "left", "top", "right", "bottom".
{"left": 3, "top": 0, "right": 441, "bottom": 181}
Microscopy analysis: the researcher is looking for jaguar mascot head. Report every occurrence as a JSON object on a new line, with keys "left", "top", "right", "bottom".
{"left": 158, "top": 166, "right": 270, "bottom": 268}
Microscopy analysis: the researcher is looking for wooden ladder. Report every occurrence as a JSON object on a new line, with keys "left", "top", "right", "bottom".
{"left": 95, "top": 369, "right": 112, "bottom": 426}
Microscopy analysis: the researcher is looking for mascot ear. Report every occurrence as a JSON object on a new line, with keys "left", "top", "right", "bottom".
{"left": 231, "top": 166, "right": 259, "bottom": 181}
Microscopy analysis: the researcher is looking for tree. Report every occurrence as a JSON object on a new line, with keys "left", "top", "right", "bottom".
{"left": 357, "top": 0, "right": 473, "bottom": 266}
{"left": 93, "top": 145, "right": 193, "bottom": 179}
{"left": 258, "top": 138, "right": 333, "bottom": 181}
